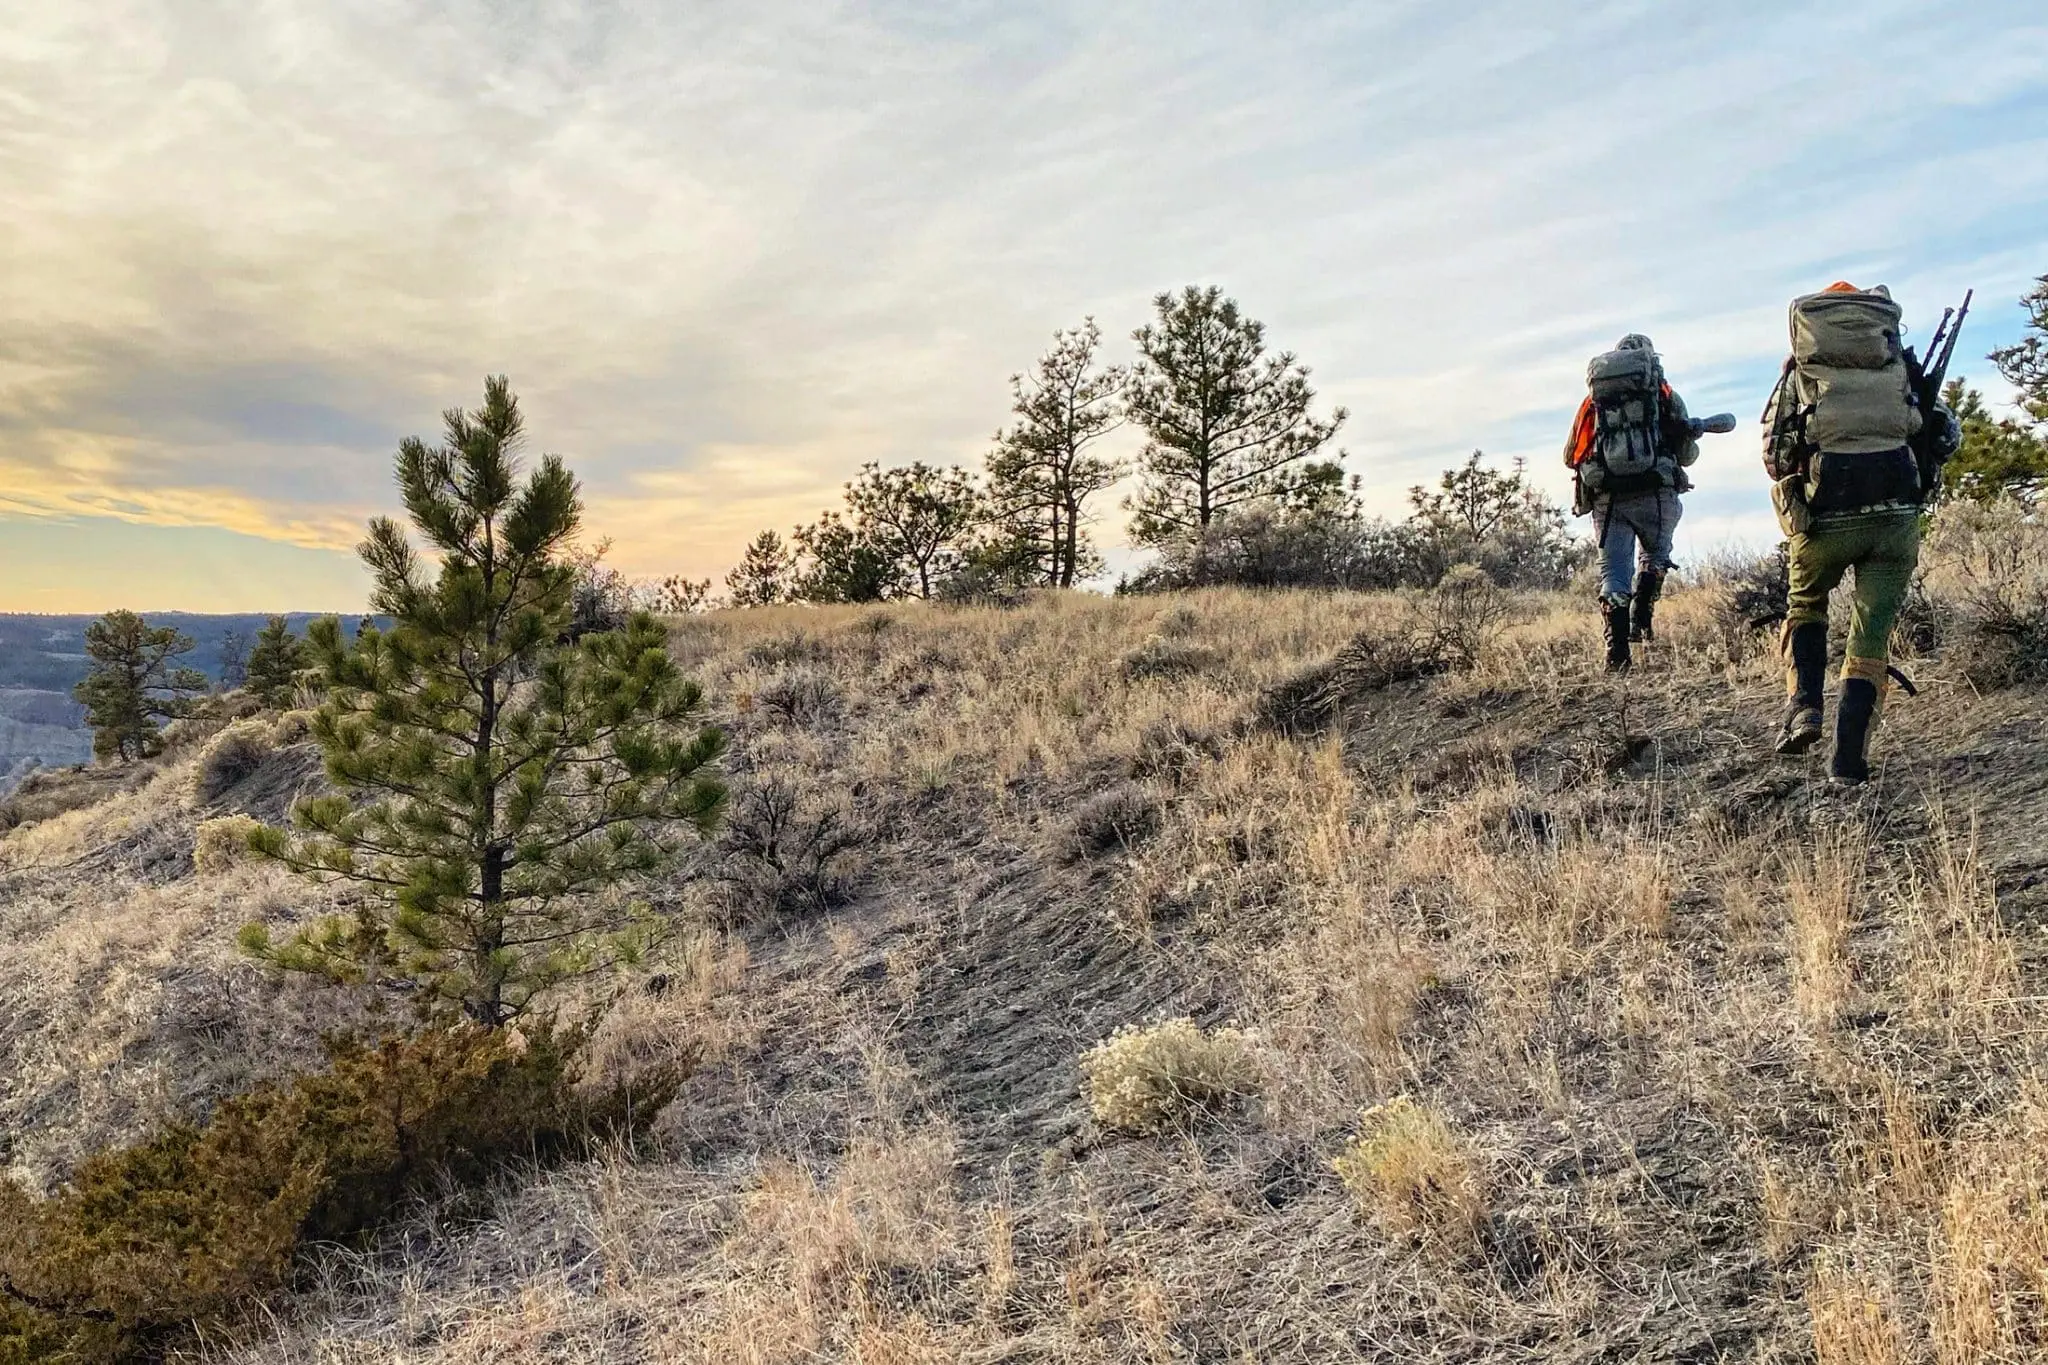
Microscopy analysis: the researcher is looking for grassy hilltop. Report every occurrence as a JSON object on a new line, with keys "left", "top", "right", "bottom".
{"left": 5, "top": 522, "right": 2048, "bottom": 1362}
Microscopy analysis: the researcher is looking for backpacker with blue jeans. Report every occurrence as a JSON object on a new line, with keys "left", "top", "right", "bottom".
{"left": 1564, "top": 334, "right": 1700, "bottom": 671}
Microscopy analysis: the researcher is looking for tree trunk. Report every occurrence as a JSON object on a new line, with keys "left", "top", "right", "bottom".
{"left": 1060, "top": 493, "right": 1082, "bottom": 588}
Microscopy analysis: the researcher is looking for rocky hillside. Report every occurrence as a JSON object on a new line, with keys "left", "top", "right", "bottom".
{"left": 5, "top": 552, "right": 2048, "bottom": 1361}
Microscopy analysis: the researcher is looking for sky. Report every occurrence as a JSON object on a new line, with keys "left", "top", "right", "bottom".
{"left": 1, "top": 0, "right": 2044, "bottom": 613}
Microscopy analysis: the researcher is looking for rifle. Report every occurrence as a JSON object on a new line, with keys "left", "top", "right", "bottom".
{"left": 1904, "top": 289, "right": 1972, "bottom": 499}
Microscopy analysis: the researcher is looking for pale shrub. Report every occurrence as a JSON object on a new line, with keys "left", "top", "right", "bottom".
{"left": 270, "top": 709, "right": 317, "bottom": 746}
{"left": 1417, "top": 563, "right": 1511, "bottom": 669}
{"left": 192, "top": 719, "right": 275, "bottom": 804}
{"left": 1332, "top": 1096, "right": 1487, "bottom": 1247}
{"left": 1065, "top": 782, "right": 1161, "bottom": 858}
{"left": 158, "top": 715, "right": 223, "bottom": 754}
{"left": 1153, "top": 603, "right": 1203, "bottom": 638}
{"left": 193, "top": 814, "right": 263, "bottom": 875}
{"left": 1079, "top": 1017, "right": 1261, "bottom": 1133}
{"left": 1120, "top": 635, "right": 1220, "bottom": 681}
{"left": 1921, "top": 498, "right": 2048, "bottom": 685}
{"left": 756, "top": 667, "right": 843, "bottom": 726}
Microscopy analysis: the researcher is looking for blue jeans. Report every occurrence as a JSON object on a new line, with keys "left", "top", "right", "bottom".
{"left": 1593, "top": 489, "right": 1680, "bottom": 603}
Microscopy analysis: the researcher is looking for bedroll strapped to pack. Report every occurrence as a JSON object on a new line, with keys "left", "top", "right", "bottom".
{"left": 1577, "top": 344, "right": 1664, "bottom": 495}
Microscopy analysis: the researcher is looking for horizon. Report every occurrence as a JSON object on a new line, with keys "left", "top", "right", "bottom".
{"left": 4, "top": 1, "right": 2045, "bottom": 613}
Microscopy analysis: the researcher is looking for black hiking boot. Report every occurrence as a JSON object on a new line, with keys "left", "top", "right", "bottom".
{"left": 1829, "top": 677, "right": 1879, "bottom": 786}
{"left": 1629, "top": 568, "right": 1665, "bottom": 643}
{"left": 1603, "top": 598, "right": 1632, "bottom": 674}
{"left": 1775, "top": 622, "right": 1827, "bottom": 756}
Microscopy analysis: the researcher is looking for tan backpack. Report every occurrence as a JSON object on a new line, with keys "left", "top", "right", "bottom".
{"left": 1783, "top": 286, "right": 1920, "bottom": 456}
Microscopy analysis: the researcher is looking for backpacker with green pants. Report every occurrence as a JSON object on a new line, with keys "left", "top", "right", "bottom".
{"left": 1761, "top": 282, "right": 1957, "bottom": 784}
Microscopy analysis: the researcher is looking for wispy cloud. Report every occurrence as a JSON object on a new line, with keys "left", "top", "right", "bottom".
{"left": 1, "top": 0, "right": 2043, "bottom": 607}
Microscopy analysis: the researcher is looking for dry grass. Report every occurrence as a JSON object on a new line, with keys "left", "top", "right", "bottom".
{"left": 5, "top": 583, "right": 2048, "bottom": 1362}
{"left": 0, "top": 745, "right": 366, "bottom": 1190}
{"left": 1790, "top": 830, "right": 1864, "bottom": 1031}
{"left": 1812, "top": 1257, "right": 1909, "bottom": 1365}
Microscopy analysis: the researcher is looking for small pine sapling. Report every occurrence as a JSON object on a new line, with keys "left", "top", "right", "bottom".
{"left": 242, "top": 377, "right": 727, "bottom": 1026}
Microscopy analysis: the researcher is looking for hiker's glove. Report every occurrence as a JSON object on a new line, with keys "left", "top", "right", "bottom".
{"left": 1930, "top": 405, "right": 1962, "bottom": 461}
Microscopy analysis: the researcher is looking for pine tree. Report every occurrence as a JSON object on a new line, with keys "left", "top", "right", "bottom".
{"left": 244, "top": 616, "right": 310, "bottom": 708}
{"left": 647, "top": 576, "right": 712, "bottom": 614}
{"left": 843, "top": 462, "right": 983, "bottom": 598}
{"left": 242, "top": 377, "right": 728, "bottom": 1027}
{"left": 72, "top": 611, "right": 208, "bottom": 761}
{"left": 725, "top": 530, "right": 794, "bottom": 607}
{"left": 790, "top": 511, "right": 902, "bottom": 603}
{"left": 1406, "top": 451, "right": 1583, "bottom": 590}
{"left": 1942, "top": 379, "right": 2048, "bottom": 506}
{"left": 1990, "top": 274, "right": 2048, "bottom": 425}
{"left": 986, "top": 320, "right": 1126, "bottom": 587}
{"left": 1124, "top": 286, "right": 1347, "bottom": 546}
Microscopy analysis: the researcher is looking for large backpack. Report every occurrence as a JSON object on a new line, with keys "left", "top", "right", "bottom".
{"left": 1575, "top": 344, "right": 1665, "bottom": 495}
{"left": 1768, "top": 286, "right": 1923, "bottom": 511}
{"left": 1779, "top": 288, "right": 1920, "bottom": 456}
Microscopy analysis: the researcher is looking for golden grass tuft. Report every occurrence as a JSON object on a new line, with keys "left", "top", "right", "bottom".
{"left": 193, "top": 813, "right": 263, "bottom": 875}
{"left": 192, "top": 718, "right": 276, "bottom": 804}
{"left": 1332, "top": 1096, "right": 1488, "bottom": 1250}
{"left": 1789, "top": 831, "right": 1864, "bottom": 1031}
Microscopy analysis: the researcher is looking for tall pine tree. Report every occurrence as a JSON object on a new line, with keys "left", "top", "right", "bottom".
{"left": 986, "top": 320, "right": 1126, "bottom": 587}
{"left": 243, "top": 377, "right": 727, "bottom": 1027}
{"left": 72, "top": 611, "right": 208, "bottom": 760}
{"left": 1124, "top": 286, "right": 1347, "bottom": 545}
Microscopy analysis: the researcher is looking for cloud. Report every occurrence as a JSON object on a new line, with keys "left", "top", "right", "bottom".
{"left": 0, "top": 0, "right": 2044, "bottom": 605}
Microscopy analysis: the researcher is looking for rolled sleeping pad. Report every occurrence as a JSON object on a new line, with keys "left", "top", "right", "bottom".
{"left": 1689, "top": 412, "right": 1738, "bottom": 436}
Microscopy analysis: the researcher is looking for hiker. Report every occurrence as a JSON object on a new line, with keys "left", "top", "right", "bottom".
{"left": 1564, "top": 334, "right": 1709, "bottom": 672}
{"left": 1762, "top": 282, "right": 1961, "bottom": 785}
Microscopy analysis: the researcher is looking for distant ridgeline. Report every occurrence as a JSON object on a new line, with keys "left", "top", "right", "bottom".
{"left": 0, "top": 613, "right": 379, "bottom": 793}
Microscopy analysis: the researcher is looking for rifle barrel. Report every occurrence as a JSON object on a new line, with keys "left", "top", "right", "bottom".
{"left": 1937, "top": 290, "right": 1974, "bottom": 376}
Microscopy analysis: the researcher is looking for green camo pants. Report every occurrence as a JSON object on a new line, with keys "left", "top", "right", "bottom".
{"left": 1785, "top": 513, "right": 1920, "bottom": 668}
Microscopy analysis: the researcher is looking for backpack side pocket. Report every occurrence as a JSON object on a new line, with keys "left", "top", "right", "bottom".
{"left": 1771, "top": 474, "right": 1813, "bottom": 538}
